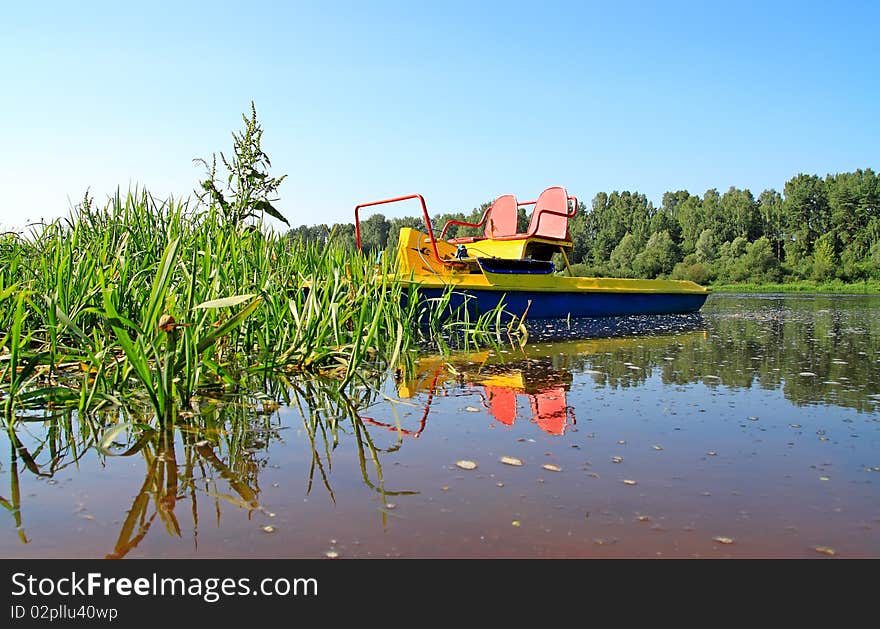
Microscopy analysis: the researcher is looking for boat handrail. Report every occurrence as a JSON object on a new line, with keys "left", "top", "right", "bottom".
{"left": 438, "top": 206, "right": 492, "bottom": 240}
{"left": 354, "top": 193, "right": 453, "bottom": 265}
{"left": 519, "top": 195, "right": 578, "bottom": 217}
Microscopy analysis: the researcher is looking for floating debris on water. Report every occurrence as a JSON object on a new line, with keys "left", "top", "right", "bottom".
{"left": 325, "top": 550, "right": 340, "bottom": 559}
{"left": 611, "top": 456, "right": 624, "bottom": 464}
{"left": 465, "top": 406, "right": 481, "bottom": 412}
{"left": 511, "top": 520, "right": 521, "bottom": 527}
{"left": 713, "top": 536, "right": 734, "bottom": 545}
{"left": 652, "top": 445, "right": 663, "bottom": 451}
{"left": 456, "top": 460, "right": 478, "bottom": 470}
{"left": 261, "top": 525, "right": 276, "bottom": 534}
{"left": 542, "top": 464, "right": 562, "bottom": 472}
{"left": 814, "top": 546, "right": 836, "bottom": 556}
{"left": 500, "top": 456, "right": 524, "bottom": 467}
{"left": 622, "top": 479, "right": 637, "bottom": 486}
{"left": 799, "top": 372, "right": 816, "bottom": 377}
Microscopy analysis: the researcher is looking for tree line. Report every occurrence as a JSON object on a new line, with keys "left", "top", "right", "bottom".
{"left": 286, "top": 168, "right": 880, "bottom": 284}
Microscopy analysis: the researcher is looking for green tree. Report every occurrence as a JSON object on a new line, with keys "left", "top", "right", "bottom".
{"left": 720, "top": 187, "right": 759, "bottom": 241}
{"left": 633, "top": 230, "right": 678, "bottom": 278}
{"left": 739, "top": 237, "right": 781, "bottom": 283}
{"left": 695, "top": 228, "right": 717, "bottom": 263}
{"left": 716, "top": 236, "right": 749, "bottom": 282}
{"left": 359, "top": 213, "right": 390, "bottom": 252}
{"left": 609, "top": 232, "right": 640, "bottom": 277}
{"left": 811, "top": 233, "right": 836, "bottom": 281}
{"left": 783, "top": 173, "right": 828, "bottom": 260}
{"left": 758, "top": 189, "right": 784, "bottom": 259}
{"left": 674, "top": 193, "right": 709, "bottom": 255}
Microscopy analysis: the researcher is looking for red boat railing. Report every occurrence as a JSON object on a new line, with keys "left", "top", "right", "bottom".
{"left": 438, "top": 204, "right": 494, "bottom": 240}
{"left": 354, "top": 193, "right": 454, "bottom": 265}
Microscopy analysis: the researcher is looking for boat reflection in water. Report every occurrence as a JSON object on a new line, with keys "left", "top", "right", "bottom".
{"left": 381, "top": 314, "right": 708, "bottom": 437}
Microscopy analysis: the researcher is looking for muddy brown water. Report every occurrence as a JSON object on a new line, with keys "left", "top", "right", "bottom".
{"left": 2, "top": 294, "right": 879, "bottom": 558}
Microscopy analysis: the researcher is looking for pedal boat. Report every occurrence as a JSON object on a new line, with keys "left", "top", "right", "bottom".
{"left": 354, "top": 187, "right": 709, "bottom": 320}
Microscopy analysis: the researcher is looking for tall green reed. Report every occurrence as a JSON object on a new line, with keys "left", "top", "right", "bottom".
{"left": 0, "top": 188, "right": 512, "bottom": 426}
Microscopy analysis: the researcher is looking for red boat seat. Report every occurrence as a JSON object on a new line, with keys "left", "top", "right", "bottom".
{"left": 527, "top": 186, "right": 570, "bottom": 240}
{"left": 447, "top": 194, "right": 519, "bottom": 243}
{"left": 484, "top": 194, "right": 518, "bottom": 238}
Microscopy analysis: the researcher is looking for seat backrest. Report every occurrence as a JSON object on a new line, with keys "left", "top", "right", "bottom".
{"left": 526, "top": 186, "right": 569, "bottom": 240}
{"left": 484, "top": 194, "right": 519, "bottom": 238}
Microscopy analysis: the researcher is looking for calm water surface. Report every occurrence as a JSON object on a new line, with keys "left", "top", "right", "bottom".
{"left": 2, "top": 294, "right": 879, "bottom": 558}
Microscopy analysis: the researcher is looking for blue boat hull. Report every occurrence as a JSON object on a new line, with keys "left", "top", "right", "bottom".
{"left": 419, "top": 288, "right": 708, "bottom": 320}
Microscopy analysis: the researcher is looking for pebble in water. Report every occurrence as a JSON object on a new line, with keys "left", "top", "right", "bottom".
{"left": 542, "top": 464, "right": 562, "bottom": 472}
{"left": 611, "top": 456, "right": 624, "bottom": 464}
{"left": 262, "top": 525, "right": 276, "bottom": 534}
{"left": 456, "top": 460, "right": 478, "bottom": 470}
{"left": 500, "top": 456, "right": 524, "bottom": 467}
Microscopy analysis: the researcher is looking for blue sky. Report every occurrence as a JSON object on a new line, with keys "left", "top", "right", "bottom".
{"left": 1, "top": 0, "right": 877, "bottom": 231}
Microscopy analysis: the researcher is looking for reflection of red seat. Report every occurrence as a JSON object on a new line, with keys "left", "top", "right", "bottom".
{"left": 529, "top": 386, "right": 569, "bottom": 435}
{"left": 444, "top": 194, "right": 519, "bottom": 243}
{"left": 484, "top": 386, "right": 517, "bottom": 425}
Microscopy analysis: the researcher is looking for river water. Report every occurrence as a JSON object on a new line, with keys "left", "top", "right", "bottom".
{"left": 2, "top": 294, "right": 878, "bottom": 558}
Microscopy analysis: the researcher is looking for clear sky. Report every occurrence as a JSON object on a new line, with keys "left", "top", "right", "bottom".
{"left": 1, "top": 0, "right": 877, "bottom": 232}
